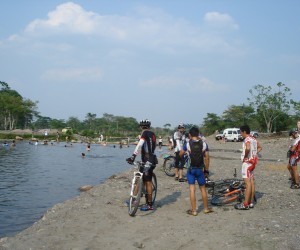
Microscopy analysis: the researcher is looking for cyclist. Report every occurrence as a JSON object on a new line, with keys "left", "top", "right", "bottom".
{"left": 126, "top": 119, "right": 157, "bottom": 211}
{"left": 173, "top": 123, "right": 186, "bottom": 182}
{"left": 287, "top": 129, "right": 300, "bottom": 189}
{"left": 180, "top": 126, "right": 213, "bottom": 215}
{"left": 158, "top": 136, "right": 163, "bottom": 149}
{"left": 235, "top": 125, "right": 262, "bottom": 210}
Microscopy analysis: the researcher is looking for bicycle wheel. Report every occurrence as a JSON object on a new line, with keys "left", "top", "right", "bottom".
{"left": 211, "top": 192, "right": 241, "bottom": 206}
{"left": 211, "top": 179, "right": 244, "bottom": 196}
{"left": 128, "top": 176, "right": 143, "bottom": 216}
{"left": 163, "top": 156, "right": 176, "bottom": 177}
{"left": 151, "top": 173, "right": 157, "bottom": 204}
{"left": 210, "top": 182, "right": 231, "bottom": 196}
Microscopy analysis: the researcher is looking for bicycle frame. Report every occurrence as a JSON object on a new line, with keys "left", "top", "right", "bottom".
{"left": 128, "top": 161, "right": 157, "bottom": 216}
{"left": 129, "top": 170, "right": 143, "bottom": 198}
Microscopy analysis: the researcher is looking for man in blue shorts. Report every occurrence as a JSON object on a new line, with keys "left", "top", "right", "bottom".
{"left": 180, "top": 126, "right": 213, "bottom": 216}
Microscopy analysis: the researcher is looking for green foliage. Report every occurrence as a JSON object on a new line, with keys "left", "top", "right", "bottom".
{"left": 248, "top": 82, "right": 292, "bottom": 132}
{"left": 201, "top": 113, "right": 224, "bottom": 135}
{"left": 0, "top": 83, "right": 38, "bottom": 130}
{"left": 1, "top": 80, "right": 299, "bottom": 137}
{"left": 81, "top": 130, "right": 95, "bottom": 138}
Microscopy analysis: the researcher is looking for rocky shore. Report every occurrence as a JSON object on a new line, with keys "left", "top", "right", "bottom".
{"left": 1, "top": 136, "right": 299, "bottom": 250}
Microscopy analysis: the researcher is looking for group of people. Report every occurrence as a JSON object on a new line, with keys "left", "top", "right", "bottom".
{"left": 126, "top": 119, "right": 264, "bottom": 214}
{"left": 2, "top": 140, "right": 16, "bottom": 149}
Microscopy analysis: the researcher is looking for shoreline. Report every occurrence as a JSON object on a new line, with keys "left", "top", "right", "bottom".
{"left": 1, "top": 137, "right": 299, "bottom": 249}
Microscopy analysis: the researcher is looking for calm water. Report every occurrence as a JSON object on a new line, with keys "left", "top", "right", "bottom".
{"left": 0, "top": 141, "right": 136, "bottom": 238}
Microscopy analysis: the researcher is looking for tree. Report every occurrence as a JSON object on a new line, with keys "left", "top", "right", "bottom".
{"left": 163, "top": 123, "right": 171, "bottom": 130}
{"left": 201, "top": 113, "right": 223, "bottom": 135}
{"left": 33, "top": 116, "right": 52, "bottom": 129}
{"left": 0, "top": 90, "right": 38, "bottom": 130}
{"left": 84, "top": 113, "right": 97, "bottom": 131}
{"left": 222, "top": 104, "right": 254, "bottom": 127}
{"left": 0, "top": 81, "right": 10, "bottom": 91}
{"left": 248, "top": 82, "right": 292, "bottom": 132}
{"left": 66, "top": 116, "right": 83, "bottom": 131}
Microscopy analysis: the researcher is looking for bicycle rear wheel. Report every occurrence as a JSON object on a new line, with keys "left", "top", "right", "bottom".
{"left": 163, "top": 156, "right": 176, "bottom": 177}
{"left": 151, "top": 173, "right": 157, "bottom": 204}
{"left": 211, "top": 193, "right": 242, "bottom": 206}
{"left": 128, "top": 176, "right": 143, "bottom": 216}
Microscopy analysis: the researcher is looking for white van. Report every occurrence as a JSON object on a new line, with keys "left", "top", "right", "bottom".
{"left": 223, "top": 128, "right": 243, "bottom": 142}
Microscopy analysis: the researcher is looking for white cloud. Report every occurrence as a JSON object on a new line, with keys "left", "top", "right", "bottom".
{"left": 25, "top": 2, "right": 98, "bottom": 34}
{"left": 204, "top": 12, "right": 239, "bottom": 30}
{"left": 140, "top": 75, "right": 228, "bottom": 92}
{"left": 41, "top": 67, "right": 103, "bottom": 82}
{"left": 19, "top": 2, "right": 243, "bottom": 55}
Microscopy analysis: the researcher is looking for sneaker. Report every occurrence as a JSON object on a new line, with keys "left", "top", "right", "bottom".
{"left": 290, "top": 184, "right": 300, "bottom": 189}
{"left": 234, "top": 203, "right": 249, "bottom": 210}
{"left": 147, "top": 205, "right": 154, "bottom": 210}
{"left": 140, "top": 204, "right": 149, "bottom": 211}
{"left": 140, "top": 204, "right": 153, "bottom": 211}
{"left": 249, "top": 203, "right": 254, "bottom": 209}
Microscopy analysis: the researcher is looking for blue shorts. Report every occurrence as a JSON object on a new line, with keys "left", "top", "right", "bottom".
{"left": 187, "top": 168, "right": 205, "bottom": 186}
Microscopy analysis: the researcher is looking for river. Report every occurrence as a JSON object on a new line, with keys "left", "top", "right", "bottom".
{"left": 0, "top": 141, "right": 138, "bottom": 238}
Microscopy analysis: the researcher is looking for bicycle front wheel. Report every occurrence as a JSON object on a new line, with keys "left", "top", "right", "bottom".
{"left": 151, "top": 173, "right": 157, "bottom": 204}
{"left": 128, "top": 176, "right": 143, "bottom": 216}
{"left": 163, "top": 156, "right": 176, "bottom": 177}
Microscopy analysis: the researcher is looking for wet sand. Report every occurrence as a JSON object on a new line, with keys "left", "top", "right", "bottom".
{"left": 1, "top": 136, "right": 299, "bottom": 250}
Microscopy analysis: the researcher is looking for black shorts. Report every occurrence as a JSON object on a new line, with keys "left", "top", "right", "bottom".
{"left": 143, "top": 165, "right": 156, "bottom": 182}
{"left": 175, "top": 152, "right": 185, "bottom": 169}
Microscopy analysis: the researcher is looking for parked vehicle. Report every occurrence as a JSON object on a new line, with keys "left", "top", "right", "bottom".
{"left": 250, "top": 131, "right": 259, "bottom": 138}
{"left": 223, "top": 128, "right": 243, "bottom": 142}
{"left": 215, "top": 131, "right": 224, "bottom": 141}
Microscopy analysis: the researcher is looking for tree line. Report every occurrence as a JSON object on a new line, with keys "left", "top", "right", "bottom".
{"left": 1, "top": 81, "right": 299, "bottom": 137}
{"left": 200, "top": 82, "right": 300, "bottom": 135}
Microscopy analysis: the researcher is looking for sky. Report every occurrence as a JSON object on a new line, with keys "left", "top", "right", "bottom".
{"left": 0, "top": 0, "right": 300, "bottom": 128}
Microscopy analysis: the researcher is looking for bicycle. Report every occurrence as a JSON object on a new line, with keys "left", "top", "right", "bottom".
{"left": 162, "top": 153, "right": 189, "bottom": 177}
{"left": 128, "top": 161, "right": 157, "bottom": 216}
{"left": 206, "top": 168, "right": 255, "bottom": 206}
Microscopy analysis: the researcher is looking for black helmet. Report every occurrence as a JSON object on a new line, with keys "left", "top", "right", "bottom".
{"left": 178, "top": 123, "right": 185, "bottom": 129}
{"left": 139, "top": 119, "right": 151, "bottom": 128}
{"left": 289, "top": 128, "right": 298, "bottom": 136}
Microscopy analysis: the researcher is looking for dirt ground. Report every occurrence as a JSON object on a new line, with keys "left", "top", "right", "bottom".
{"left": 1, "top": 136, "right": 300, "bottom": 250}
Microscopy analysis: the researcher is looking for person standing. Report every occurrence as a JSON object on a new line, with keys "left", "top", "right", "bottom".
{"left": 126, "top": 119, "right": 157, "bottom": 211}
{"left": 235, "top": 125, "right": 262, "bottom": 210}
{"left": 287, "top": 129, "right": 300, "bottom": 189}
{"left": 173, "top": 123, "right": 186, "bottom": 182}
{"left": 180, "top": 126, "right": 213, "bottom": 216}
{"left": 158, "top": 136, "right": 163, "bottom": 149}
{"left": 44, "top": 130, "right": 48, "bottom": 139}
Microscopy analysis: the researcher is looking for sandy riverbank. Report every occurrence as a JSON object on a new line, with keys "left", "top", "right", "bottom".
{"left": 1, "top": 136, "right": 299, "bottom": 250}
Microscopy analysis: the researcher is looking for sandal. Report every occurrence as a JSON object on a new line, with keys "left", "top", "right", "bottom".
{"left": 186, "top": 209, "right": 198, "bottom": 216}
{"left": 179, "top": 178, "right": 185, "bottom": 182}
{"left": 203, "top": 208, "right": 213, "bottom": 214}
{"left": 175, "top": 177, "right": 179, "bottom": 181}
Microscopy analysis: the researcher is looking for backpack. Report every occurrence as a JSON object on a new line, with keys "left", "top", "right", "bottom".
{"left": 189, "top": 140, "right": 204, "bottom": 167}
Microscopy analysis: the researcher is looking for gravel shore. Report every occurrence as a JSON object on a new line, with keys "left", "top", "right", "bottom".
{"left": 1, "top": 136, "right": 299, "bottom": 250}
